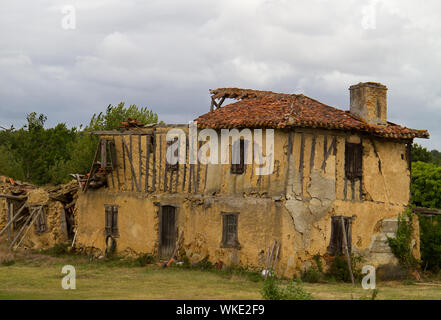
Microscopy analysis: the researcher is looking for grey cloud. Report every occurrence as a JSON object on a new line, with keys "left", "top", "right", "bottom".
{"left": 0, "top": 0, "right": 440, "bottom": 150}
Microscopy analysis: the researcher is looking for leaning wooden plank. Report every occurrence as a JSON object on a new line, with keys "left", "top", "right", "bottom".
{"left": 8, "top": 207, "right": 39, "bottom": 250}
{"left": 14, "top": 208, "right": 42, "bottom": 250}
{"left": 100, "top": 139, "right": 107, "bottom": 168}
{"left": 138, "top": 135, "right": 142, "bottom": 192}
{"left": 152, "top": 133, "right": 157, "bottom": 192}
{"left": 83, "top": 139, "right": 101, "bottom": 193}
{"left": 111, "top": 138, "right": 121, "bottom": 190}
{"left": 130, "top": 134, "right": 134, "bottom": 191}
{"left": 0, "top": 194, "right": 27, "bottom": 200}
{"left": 121, "top": 136, "right": 141, "bottom": 192}
{"left": 145, "top": 135, "right": 150, "bottom": 192}
{"left": 341, "top": 217, "right": 355, "bottom": 285}
{"left": 0, "top": 202, "right": 27, "bottom": 237}
{"left": 7, "top": 200, "right": 11, "bottom": 240}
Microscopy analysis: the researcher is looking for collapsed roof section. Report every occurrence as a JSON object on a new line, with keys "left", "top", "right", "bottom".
{"left": 196, "top": 87, "right": 429, "bottom": 140}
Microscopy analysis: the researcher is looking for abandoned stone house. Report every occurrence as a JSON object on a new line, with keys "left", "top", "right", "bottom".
{"left": 74, "top": 82, "right": 429, "bottom": 276}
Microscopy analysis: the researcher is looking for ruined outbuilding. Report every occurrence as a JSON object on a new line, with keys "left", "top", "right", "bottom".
{"left": 0, "top": 178, "right": 78, "bottom": 250}
{"left": 74, "top": 82, "right": 429, "bottom": 276}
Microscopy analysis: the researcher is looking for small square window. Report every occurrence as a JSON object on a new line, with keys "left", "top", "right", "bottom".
{"left": 105, "top": 205, "right": 119, "bottom": 237}
{"left": 221, "top": 213, "right": 240, "bottom": 249}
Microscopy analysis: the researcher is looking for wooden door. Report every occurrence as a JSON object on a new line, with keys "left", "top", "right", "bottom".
{"left": 159, "top": 205, "right": 176, "bottom": 259}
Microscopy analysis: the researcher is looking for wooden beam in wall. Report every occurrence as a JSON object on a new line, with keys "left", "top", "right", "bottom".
{"left": 121, "top": 136, "right": 140, "bottom": 192}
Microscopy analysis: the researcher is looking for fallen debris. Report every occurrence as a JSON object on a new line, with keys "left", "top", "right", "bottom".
{"left": 0, "top": 176, "right": 80, "bottom": 251}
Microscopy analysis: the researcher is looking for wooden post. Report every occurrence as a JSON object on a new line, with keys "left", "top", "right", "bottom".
{"left": 7, "top": 199, "right": 11, "bottom": 241}
{"left": 341, "top": 216, "right": 355, "bottom": 285}
{"left": 100, "top": 139, "right": 107, "bottom": 168}
{"left": 14, "top": 208, "right": 42, "bottom": 250}
{"left": 9, "top": 207, "right": 39, "bottom": 250}
{"left": 0, "top": 202, "right": 27, "bottom": 237}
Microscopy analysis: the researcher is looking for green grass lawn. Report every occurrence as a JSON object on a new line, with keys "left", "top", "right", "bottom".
{"left": 0, "top": 253, "right": 440, "bottom": 300}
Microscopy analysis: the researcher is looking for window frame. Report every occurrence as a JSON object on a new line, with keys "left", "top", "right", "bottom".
{"left": 345, "top": 142, "right": 362, "bottom": 180}
{"left": 230, "top": 139, "right": 246, "bottom": 175}
{"left": 328, "top": 216, "right": 352, "bottom": 256}
{"left": 104, "top": 204, "right": 119, "bottom": 238}
{"left": 165, "top": 137, "right": 179, "bottom": 172}
{"left": 221, "top": 212, "right": 240, "bottom": 249}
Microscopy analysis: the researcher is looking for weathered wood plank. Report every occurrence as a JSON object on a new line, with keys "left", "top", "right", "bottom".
{"left": 145, "top": 135, "right": 150, "bottom": 192}
{"left": 299, "top": 133, "right": 305, "bottom": 197}
{"left": 121, "top": 136, "right": 140, "bottom": 192}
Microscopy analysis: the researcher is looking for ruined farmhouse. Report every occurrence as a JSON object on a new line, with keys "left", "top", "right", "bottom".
{"left": 73, "top": 82, "right": 428, "bottom": 276}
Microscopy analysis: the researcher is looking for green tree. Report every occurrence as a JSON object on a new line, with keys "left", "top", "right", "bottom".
{"left": 411, "top": 143, "right": 433, "bottom": 163}
{"left": 411, "top": 161, "right": 441, "bottom": 209}
{"left": 64, "top": 103, "right": 158, "bottom": 177}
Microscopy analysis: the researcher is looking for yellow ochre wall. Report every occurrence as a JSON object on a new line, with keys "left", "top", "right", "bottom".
{"left": 75, "top": 127, "right": 414, "bottom": 276}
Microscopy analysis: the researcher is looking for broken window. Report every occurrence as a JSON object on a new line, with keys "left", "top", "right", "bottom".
{"left": 221, "top": 212, "right": 240, "bottom": 248}
{"left": 231, "top": 139, "right": 245, "bottom": 174}
{"left": 345, "top": 142, "right": 362, "bottom": 180}
{"left": 34, "top": 207, "right": 47, "bottom": 234}
{"left": 105, "top": 205, "right": 119, "bottom": 237}
{"left": 328, "top": 216, "right": 352, "bottom": 256}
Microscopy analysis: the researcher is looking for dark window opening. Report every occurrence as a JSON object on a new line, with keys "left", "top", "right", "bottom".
{"left": 221, "top": 213, "right": 240, "bottom": 249}
{"left": 105, "top": 205, "right": 119, "bottom": 237}
{"left": 148, "top": 135, "right": 155, "bottom": 154}
{"left": 345, "top": 142, "right": 362, "bottom": 180}
{"left": 166, "top": 137, "right": 179, "bottom": 172}
{"left": 376, "top": 100, "right": 381, "bottom": 118}
{"left": 159, "top": 205, "right": 177, "bottom": 258}
{"left": 328, "top": 216, "right": 352, "bottom": 256}
{"left": 231, "top": 139, "right": 245, "bottom": 174}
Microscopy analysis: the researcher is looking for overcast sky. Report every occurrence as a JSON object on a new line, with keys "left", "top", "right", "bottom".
{"left": 1, "top": 0, "right": 440, "bottom": 149}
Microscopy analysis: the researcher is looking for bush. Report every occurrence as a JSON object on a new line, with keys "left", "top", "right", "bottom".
{"left": 326, "top": 254, "right": 364, "bottom": 282}
{"left": 1, "top": 258, "right": 15, "bottom": 266}
{"left": 301, "top": 267, "right": 321, "bottom": 283}
{"left": 261, "top": 275, "right": 312, "bottom": 300}
{"left": 42, "top": 243, "right": 70, "bottom": 257}
{"left": 301, "top": 254, "right": 324, "bottom": 283}
{"left": 136, "top": 254, "right": 155, "bottom": 266}
{"left": 419, "top": 214, "right": 441, "bottom": 272}
{"left": 387, "top": 209, "right": 419, "bottom": 269}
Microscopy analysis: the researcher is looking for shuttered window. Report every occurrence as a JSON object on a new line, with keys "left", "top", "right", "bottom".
{"left": 231, "top": 140, "right": 245, "bottom": 174}
{"left": 105, "top": 205, "right": 119, "bottom": 237}
{"left": 345, "top": 142, "right": 362, "bottom": 180}
{"left": 221, "top": 213, "right": 240, "bottom": 248}
{"left": 328, "top": 216, "right": 352, "bottom": 256}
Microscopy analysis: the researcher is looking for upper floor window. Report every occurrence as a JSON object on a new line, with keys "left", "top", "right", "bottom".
{"left": 345, "top": 142, "right": 362, "bottom": 180}
{"left": 231, "top": 139, "right": 245, "bottom": 175}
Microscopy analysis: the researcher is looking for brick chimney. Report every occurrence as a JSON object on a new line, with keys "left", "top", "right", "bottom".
{"left": 349, "top": 82, "right": 388, "bottom": 125}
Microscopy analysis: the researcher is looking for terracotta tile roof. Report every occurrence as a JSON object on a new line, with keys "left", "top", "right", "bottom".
{"left": 195, "top": 88, "right": 429, "bottom": 139}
